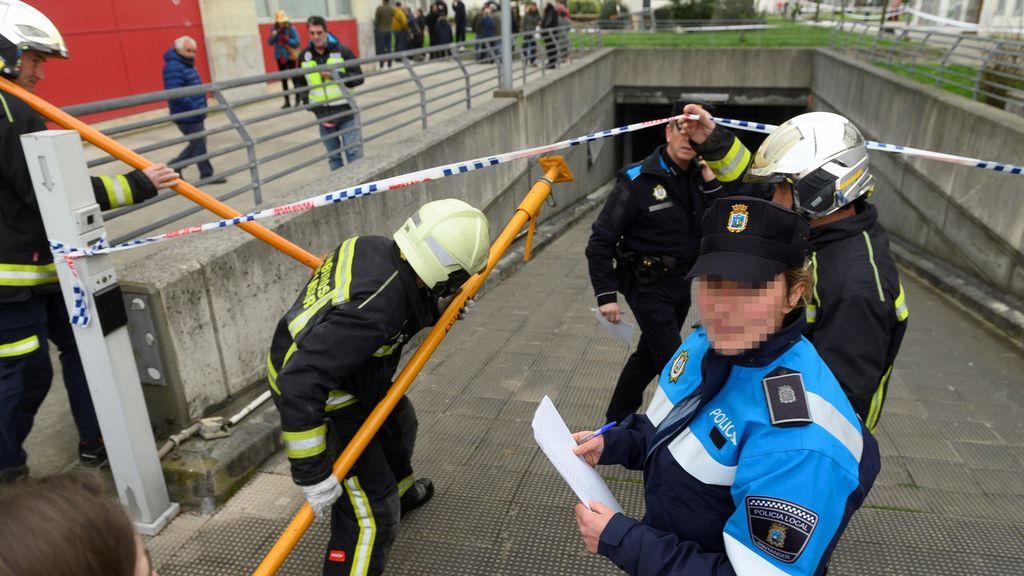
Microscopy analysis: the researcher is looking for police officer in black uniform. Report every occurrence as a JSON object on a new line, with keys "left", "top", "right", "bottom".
{"left": 0, "top": 3, "right": 177, "bottom": 482}
{"left": 586, "top": 101, "right": 721, "bottom": 424}
{"left": 683, "top": 105, "right": 908, "bottom": 431}
{"left": 267, "top": 199, "right": 489, "bottom": 576}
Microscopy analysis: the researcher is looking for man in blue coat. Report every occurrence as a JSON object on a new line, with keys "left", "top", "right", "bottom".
{"left": 162, "top": 36, "right": 225, "bottom": 184}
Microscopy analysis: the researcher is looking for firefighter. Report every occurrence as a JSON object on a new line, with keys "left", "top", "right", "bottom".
{"left": 683, "top": 106, "right": 908, "bottom": 431}
{"left": 267, "top": 199, "right": 490, "bottom": 576}
{"left": 0, "top": 0, "right": 178, "bottom": 482}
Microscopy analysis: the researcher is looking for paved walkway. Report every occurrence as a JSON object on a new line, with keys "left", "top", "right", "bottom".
{"left": 147, "top": 206, "right": 1024, "bottom": 575}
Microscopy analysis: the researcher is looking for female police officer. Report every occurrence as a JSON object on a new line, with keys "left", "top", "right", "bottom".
{"left": 572, "top": 197, "right": 880, "bottom": 575}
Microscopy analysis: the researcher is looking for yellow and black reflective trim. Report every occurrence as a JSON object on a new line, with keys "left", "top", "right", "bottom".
{"left": 358, "top": 270, "right": 398, "bottom": 310}
{"left": 99, "top": 174, "right": 133, "bottom": 209}
{"left": 333, "top": 237, "right": 357, "bottom": 305}
{"left": 282, "top": 424, "right": 328, "bottom": 459}
{"left": 0, "top": 93, "right": 12, "bottom": 123}
{"left": 396, "top": 474, "right": 415, "bottom": 497}
{"left": 325, "top": 389, "right": 358, "bottom": 412}
{"left": 0, "top": 335, "right": 41, "bottom": 358}
{"left": 0, "top": 262, "right": 57, "bottom": 287}
{"left": 862, "top": 232, "right": 885, "bottom": 303}
{"left": 372, "top": 340, "right": 401, "bottom": 358}
{"left": 806, "top": 252, "right": 821, "bottom": 325}
{"left": 865, "top": 365, "right": 892, "bottom": 432}
{"left": 345, "top": 476, "right": 377, "bottom": 576}
{"left": 894, "top": 282, "right": 909, "bottom": 322}
{"left": 266, "top": 353, "right": 281, "bottom": 395}
{"left": 705, "top": 137, "right": 751, "bottom": 182}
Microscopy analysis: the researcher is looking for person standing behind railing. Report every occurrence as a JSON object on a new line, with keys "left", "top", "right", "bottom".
{"left": 541, "top": 2, "right": 559, "bottom": 69}
{"left": 267, "top": 10, "right": 302, "bottom": 109}
{"left": 453, "top": 0, "right": 468, "bottom": 42}
{"left": 162, "top": 36, "right": 227, "bottom": 185}
{"left": 393, "top": 2, "right": 410, "bottom": 54}
{"left": 476, "top": 6, "right": 497, "bottom": 63}
{"left": 0, "top": 0, "right": 177, "bottom": 483}
{"left": 522, "top": 1, "right": 541, "bottom": 65}
{"left": 374, "top": 0, "right": 395, "bottom": 69}
{"left": 413, "top": 8, "right": 427, "bottom": 51}
{"left": 302, "top": 16, "right": 365, "bottom": 172}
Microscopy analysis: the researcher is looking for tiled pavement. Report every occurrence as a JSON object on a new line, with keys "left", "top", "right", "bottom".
{"left": 149, "top": 209, "right": 1024, "bottom": 575}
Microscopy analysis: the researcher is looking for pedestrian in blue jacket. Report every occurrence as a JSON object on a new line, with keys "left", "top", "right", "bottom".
{"left": 572, "top": 197, "right": 880, "bottom": 575}
{"left": 267, "top": 10, "right": 303, "bottom": 108}
{"left": 162, "top": 36, "right": 225, "bottom": 184}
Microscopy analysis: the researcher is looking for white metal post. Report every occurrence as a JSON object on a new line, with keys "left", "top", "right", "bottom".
{"left": 500, "top": 0, "right": 514, "bottom": 89}
{"left": 20, "top": 130, "right": 179, "bottom": 536}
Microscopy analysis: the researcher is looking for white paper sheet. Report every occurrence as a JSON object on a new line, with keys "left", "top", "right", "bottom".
{"left": 594, "top": 309, "right": 636, "bottom": 344}
{"left": 531, "top": 396, "right": 623, "bottom": 513}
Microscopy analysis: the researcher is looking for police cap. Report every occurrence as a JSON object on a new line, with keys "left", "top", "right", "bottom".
{"left": 686, "top": 197, "right": 808, "bottom": 284}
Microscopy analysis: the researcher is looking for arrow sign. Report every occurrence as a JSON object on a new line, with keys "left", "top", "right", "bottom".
{"left": 38, "top": 155, "right": 54, "bottom": 191}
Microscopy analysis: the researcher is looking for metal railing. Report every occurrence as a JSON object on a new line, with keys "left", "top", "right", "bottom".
{"left": 830, "top": 21, "right": 1024, "bottom": 112}
{"left": 65, "top": 25, "right": 599, "bottom": 245}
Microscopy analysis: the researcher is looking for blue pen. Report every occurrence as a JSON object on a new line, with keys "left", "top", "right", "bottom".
{"left": 578, "top": 421, "right": 617, "bottom": 445}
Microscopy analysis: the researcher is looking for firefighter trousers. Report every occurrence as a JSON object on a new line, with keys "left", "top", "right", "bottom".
{"left": 322, "top": 395, "right": 418, "bottom": 576}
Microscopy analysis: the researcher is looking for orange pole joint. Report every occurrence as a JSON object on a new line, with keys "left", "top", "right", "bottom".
{"left": 253, "top": 156, "right": 574, "bottom": 576}
{"left": 0, "top": 77, "right": 320, "bottom": 269}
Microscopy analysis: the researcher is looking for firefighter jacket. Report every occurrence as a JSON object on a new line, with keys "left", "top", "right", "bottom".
{"left": 585, "top": 145, "right": 723, "bottom": 306}
{"left": 0, "top": 92, "right": 158, "bottom": 303}
{"left": 597, "top": 318, "right": 880, "bottom": 575}
{"left": 267, "top": 236, "right": 439, "bottom": 486}
{"left": 805, "top": 203, "right": 908, "bottom": 430}
{"left": 300, "top": 40, "right": 364, "bottom": 121}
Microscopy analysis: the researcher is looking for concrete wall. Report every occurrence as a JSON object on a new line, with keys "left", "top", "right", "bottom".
{"left": 120, "top": 49, "right": 619, "bottom": 429}
{"left": 199, "top": 0, "right": 266, "bottom": 100}
{"left": 810, "top": 50, "right": 1024, "bottom": 298}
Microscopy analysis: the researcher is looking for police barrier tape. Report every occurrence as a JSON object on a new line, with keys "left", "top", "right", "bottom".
{"left": 50, "top": 112, "right": 1022, "bottom": 324}
{"left": 710, "top": 116, "right": 1024, "bottom": 175}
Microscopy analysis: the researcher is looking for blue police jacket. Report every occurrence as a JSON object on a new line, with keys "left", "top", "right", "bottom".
{"left": 597, "top": 316, "right": 880, "bottom": 575}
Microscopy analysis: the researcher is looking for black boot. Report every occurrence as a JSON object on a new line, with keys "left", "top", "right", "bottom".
{"left": 399, "top": 478, "right": 434, "bottom": 518}
{"left": 281, "top": 98, "right": 290, "bottom": 109}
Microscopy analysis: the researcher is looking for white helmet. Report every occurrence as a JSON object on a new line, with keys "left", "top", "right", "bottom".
{"left": 745, "top": 112, "right": 875, "bottom": 218}
{"left": 393, "top": 199, "right": 490, "bottom": 295}
{"left": 0, "top": 0, "right": 68, "bottom": 78}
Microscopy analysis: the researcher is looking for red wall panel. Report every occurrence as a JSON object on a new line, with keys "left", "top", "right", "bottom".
{"left": 257, "top": 19, "right": 358, "bottom": 74}
{"left": 24, "top": 0, "right": 210, "bottom": 117}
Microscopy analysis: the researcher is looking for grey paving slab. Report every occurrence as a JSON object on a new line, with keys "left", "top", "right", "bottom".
{"left": 147, "top": 205, "right": 1024, "bottom": 574}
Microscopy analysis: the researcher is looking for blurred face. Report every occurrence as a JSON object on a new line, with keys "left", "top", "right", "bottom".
{"left": 16, "top": 51, "right": 47, "bottom": 92}
{"left": 308, "top": 24, "right": 328, "bottom": 49}
{"left": 664, "top": 119, "right": 697, "bottom": 167}
{"left": 176, "top": 40, "right": 197, "bottom": 59}
{"left": 697, "top": 274, "right": 801, "bottom": 356}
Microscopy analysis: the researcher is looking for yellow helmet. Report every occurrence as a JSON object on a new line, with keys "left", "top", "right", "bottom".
{"left": 393, "top": 199, "right": 490, "bottom": 291}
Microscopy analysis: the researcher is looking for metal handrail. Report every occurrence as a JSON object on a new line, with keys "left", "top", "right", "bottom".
{"left": 829, "top": 21, "right": 1024, "bottom": 111}
{"left": 64, "top": 26, "right": 597, "bottom": 244}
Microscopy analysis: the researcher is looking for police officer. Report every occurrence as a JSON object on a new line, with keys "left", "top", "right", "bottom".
{"left": 573, "top": 197, "right": 880, "bottom": 575}
{"left": 0, "top": 1, "right": 177, "bottom": 482}
{"left": 267, "top": 199, "right": 490, "bottom": 576}
{"left": 683, "top": 106, "right": 908, "bottom": 431}
{"left": 586, "top": 100, "right": 720, "bottom": 424}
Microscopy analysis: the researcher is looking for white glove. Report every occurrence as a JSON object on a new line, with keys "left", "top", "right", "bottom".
{"left": 438, "top": 295, "right": 475, "bottom": 319}
{"left": 302, "top": 475, "right": 342, "bottom": 518}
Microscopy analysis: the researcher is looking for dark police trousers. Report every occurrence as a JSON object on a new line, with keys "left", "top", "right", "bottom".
{"left": 0, "top": 292, "right": 101, "bottom": 471}
{"left": 322, "top": 395, "right": 417, "bottom": 576}
{"left": 605, "top": 273, "right": 691, "bottom": 424}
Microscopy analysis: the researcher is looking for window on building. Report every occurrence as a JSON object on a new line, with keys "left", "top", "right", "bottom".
{"left": 1014, "top": 0, "right": 1023, "bottom": 16}
{"left": 256, "top": 0, "right": 351, "bottom": 21}
{"left": 256, "top": 0, "right": 272, "bottom": 18}
{"left": 333, "top": 0, "right": 352, "bottom": 15}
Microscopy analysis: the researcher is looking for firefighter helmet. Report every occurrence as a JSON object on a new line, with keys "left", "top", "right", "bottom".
{"left": 394, "top": 199, "right": 490, "bottom": 292}
{"left": 745, "top": 112, "right": 875, "bottom": 218}
{"left": 0, "top": 0, "right": 68, "bottom": 79}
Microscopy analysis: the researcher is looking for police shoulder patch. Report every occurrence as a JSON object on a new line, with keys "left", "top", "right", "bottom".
{"left": 761, "top": 366, "right": 811, "bottom": 427}
{"left": 746, "top": 496, "right": 819, "bottom": 564}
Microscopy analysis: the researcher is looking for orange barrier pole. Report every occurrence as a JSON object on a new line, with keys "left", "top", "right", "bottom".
{"left": 253, "top": 156, "right": 574, "bottom": 575}
{"left": 0, "top": 77, "right": 321, "bottom": 269}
